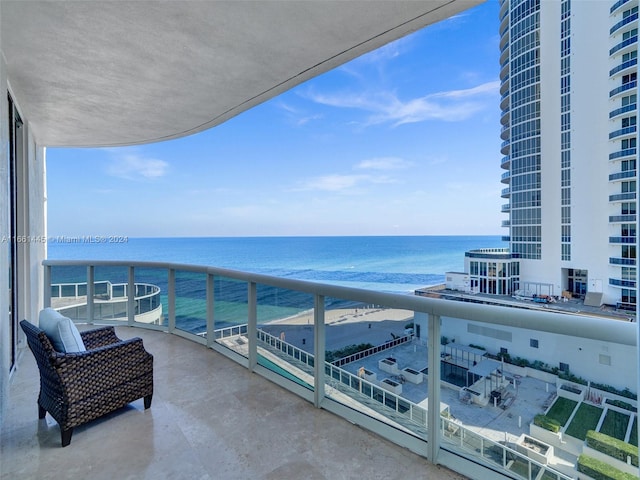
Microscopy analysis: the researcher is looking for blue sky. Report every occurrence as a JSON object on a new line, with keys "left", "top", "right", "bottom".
{"left": 46, "top": 1, "right": 503, "bottom": 238}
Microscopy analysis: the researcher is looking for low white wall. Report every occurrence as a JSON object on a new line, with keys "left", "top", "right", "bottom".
{"left": 413, "top": 312, "right": 637, "bottom": 393}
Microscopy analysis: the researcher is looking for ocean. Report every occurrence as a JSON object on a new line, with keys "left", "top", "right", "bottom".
{"left": 48, "top": 235, "right": 505, "bottom": 294}
{"left": 48, "top": 236, "right": 505, "bottom": 333}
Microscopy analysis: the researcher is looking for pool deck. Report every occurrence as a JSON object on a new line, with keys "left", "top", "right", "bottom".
{"left": 259, "top": 308, "right": 582, "bottom": 476}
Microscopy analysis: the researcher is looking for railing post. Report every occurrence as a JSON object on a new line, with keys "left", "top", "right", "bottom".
{"left": 206, "top": 274, "right": 215, "bottom": 348}
{"left": 314, "top": 294, "right": 325, "bottom": 408}
{"left": 43, "top": 264, "right": 51, "bottom": 308}
{"left": 127, "top": 266, "right": 135, "bottom": 326}
{"left": 248, "top": 281, "right": 257, "bottom": 371}
{"left": 427, "top": 313, "right": 441, "bottom": 463}
{"left": 87, "top": 266, "right": 94, "bottom": 324}
{"left": 168, "top": 268, "right": 176, "bottom": 333}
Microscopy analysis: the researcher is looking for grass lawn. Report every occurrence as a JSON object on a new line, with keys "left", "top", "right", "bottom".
{"left": 565, "top": 403, "right": 603, "bottom": 441}
{"left": 631, "top": 417, "right": 638, "bottom": 447}
{"left": 599, "top": 409, "right": 630, "bottom": 441}
{"left": 546, "top": 397, "right": 578, "bottom": 426}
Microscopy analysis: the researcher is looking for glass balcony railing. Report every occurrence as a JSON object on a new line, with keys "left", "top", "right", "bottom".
{"left": 610, "top": 12, "right": 639, "bottom": 35}
{"left": 609, "top": 277, "right": 637, "bottom": 288}
{"left": 610, "top": 192, "right": 637, "bottom": 201}
{"left": 610, "top": 103, "right": 637, "bottom": 119}
{"left": 609, "top": 235, "right": 637, "bottom": 243}
{"left": 610, "top": 58, "right": 638, "bottom": 77}
{"left": 609, "top": 257, "right": 637, "bottom": 266}
{"left": 611, "top": 0, "right": 632, "bottom": 14}
{"left": 610, "top": 35, "right": 638, "bottom": 56}
{"left": 610, "top": 80, "right": 637, "bottom": 98}
{"left": 610, "top": 214, "right": 637, "bottom": 222}
{"left": 610, "top": 125, "right": 637, "bottom": 140}
{"left": 42, "top": 259, "right": 638, "bottom": 480}
{"left": 609, "top": 148, "right": 637, "bottom": 160}
{"left": 609, "top": 169, "right": 637, "bottom": 181}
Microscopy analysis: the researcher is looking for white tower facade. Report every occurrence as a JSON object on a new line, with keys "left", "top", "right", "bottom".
{"left": 484, "top": 0, "right": 639, "bottom": 308}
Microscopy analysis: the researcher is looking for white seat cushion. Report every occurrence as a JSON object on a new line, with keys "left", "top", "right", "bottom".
{"left": 38, "top": 308, "right": 86, "bottom": 353}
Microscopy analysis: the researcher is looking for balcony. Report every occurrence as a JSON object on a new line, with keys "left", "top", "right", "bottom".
{"left": 610, "top": 11, "right": 639, "bottom": 35}
{"left": 7, "top": 259, "right": 636, "bottom": 480}
{"left": 610, "top": 34, "right": 638, "bottom": 56}
{"left": 610, "top": 214, "right": 637, "bottom": 222}
{"left": 609, "top": 169, "right": 637, "bottom": 181}
{"left": 610, "top": 192, "right": 637, "bottom": 201}
{"left": 610, "top": 257, "right": 637, "bottom": 266}
{"left": 609, "top": 58, "right": 638, "bottom": 77}
{"left": 609, "top": 125, "right": 637, "bottom": 140}
{"left": 609, "top": 148, "right": 637, "bottom": 160}
{"left": 609, "top": 235, "right": 637, "bottom": 243}
{"left": 609, "top": 80, "right": 637, "bottom": 98}
{"left": 609, "top": 278, "right": 637, "bottom": 288}
{"left": 610, "top": 102, "right": 637, "bottom": 119}
{"left": 3, "top": 326, "right": 452, "bottom": 479}
{"left": 611, "top": 0, "right": 633, "bottom": 14}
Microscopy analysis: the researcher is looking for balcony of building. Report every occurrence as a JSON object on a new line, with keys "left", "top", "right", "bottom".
{"left": 610, "top": 102, "right": 638, "bottom": 119}
{"left": 7, "top": 259, "right": 638, "bottom": 480}
{"left": 610, "top": 257, "right": 637, "bottom": 266}
{"left": 3, "top": 323, "right": 467, "bottom": 480}
{"left": 609, "top": 169, "right": 638, "bottom": 181}
{"left": 609, "top": 148, "right": 638, "bottom": 161}
{"left": 610, "top": 235, "right": 637, "bottom": 243}
{"left": 610, "top": 80, "right": 638, "bottom": 98}
{"left": 610, "top": 213, "right": 638, "bottom": 222}
{"left": 610, "top": 192, "right": 637, "bottom": 202}
{"left": 610, "top": 11, "right": 639, "bottom": 36}
{"left": 610, "top": 34, "right": 638, "bottom": 57}
{"left": 611, "top": 0, "right": 635, "bottom": 15}
{"left": 609, "top": 125, "right": 638, "bottom": 140}
{"left": 609, "top": 57, "right": 638, "bottom": 78}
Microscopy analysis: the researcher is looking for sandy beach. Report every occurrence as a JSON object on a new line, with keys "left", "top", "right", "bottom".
{"left": 262, "top": 306, "right": 415, "bottom": 352}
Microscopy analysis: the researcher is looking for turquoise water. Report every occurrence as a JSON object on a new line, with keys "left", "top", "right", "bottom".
{"left": 49, "top": 235, "right": 504, "bottom": 293}
{"left": 48, "top": 236, "right": 505, "bottom": 333}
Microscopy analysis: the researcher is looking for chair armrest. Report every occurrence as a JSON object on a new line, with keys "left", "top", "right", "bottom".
{"left": 80, "top": 326, "right": 121, "bottom": 349}
{"left": 53, "top": 338, "right": 153, "bottom": 397}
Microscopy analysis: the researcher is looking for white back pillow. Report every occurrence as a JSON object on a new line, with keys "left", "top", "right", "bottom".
{"left": 39, "top": 308, "right": 86, "bottom": 353}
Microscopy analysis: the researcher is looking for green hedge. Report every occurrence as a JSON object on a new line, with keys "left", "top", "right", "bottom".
{"left": 325, "top": 343, "right": 374, "bottom": 362}
{"left": 577, "top": 454, "right": 639, "bottom": 480}
{"left": 533, "top": 414, "right": 561, "bottom": 433}
{"left": 586, "top": 430, "right": 639, "bottom": 467}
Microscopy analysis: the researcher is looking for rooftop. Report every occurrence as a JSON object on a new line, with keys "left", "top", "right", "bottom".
{"left": 416, "top": 286, "right": 637, "bottom": 323}
{"left": 2, "top": 325, "right": 466, "bottom": 480}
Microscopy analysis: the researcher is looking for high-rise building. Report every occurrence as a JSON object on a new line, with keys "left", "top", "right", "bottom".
{"left": 465, "top": 0, "right": 639, "bottom": 309}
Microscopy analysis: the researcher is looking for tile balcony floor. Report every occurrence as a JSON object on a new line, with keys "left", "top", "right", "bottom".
{"left": 1, "top": 326, "right": 467, "bottom": 480}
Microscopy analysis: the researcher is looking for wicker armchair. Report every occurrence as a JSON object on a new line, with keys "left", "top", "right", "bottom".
{"left": 20, "top": 319, "right": 154, "bottom": 447}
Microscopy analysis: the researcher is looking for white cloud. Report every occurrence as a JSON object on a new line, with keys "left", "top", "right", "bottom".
{"left": 355, "top": 157, "right": 412, "bottom": 170}
{"left": 105, "top": 153, "right": 168, "bottom": 180}
{"left": 294, "top": 173, "right": 396, "bottom": 193}
{"left": 304, "top": 80, "right": 500, "bottom": 127}
{"left": 276, "top": 100, "right": 323, "bottom": 126}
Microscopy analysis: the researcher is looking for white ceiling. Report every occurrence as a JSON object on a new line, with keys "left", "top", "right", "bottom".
{"left": 1, "top": 1, "right": 482, "bottom": 147}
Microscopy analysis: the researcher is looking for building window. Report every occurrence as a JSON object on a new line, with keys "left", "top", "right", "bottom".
{"left": 530, "top": 339, "right": 539, "bottom": 348}
{"left": 559, "top": 362, "right": 570, "bottom": 373}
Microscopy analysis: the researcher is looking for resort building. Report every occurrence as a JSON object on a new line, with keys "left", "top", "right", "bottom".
{"left": 2, "top": 2, "right": 638, "bottom": 480}
{"left": 465, "top": 0, "right": 640, "bottom": 310}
